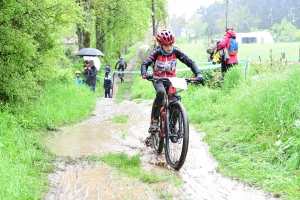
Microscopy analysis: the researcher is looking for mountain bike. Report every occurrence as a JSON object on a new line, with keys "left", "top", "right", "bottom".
{"left": 116, "top": 66, "right": 125, "bottom": 83}
{"left": 143, "top": 76, "right": 198, "bottom": 170}
{"left": 117, "top": 71, "right": 124, "bottom": 83}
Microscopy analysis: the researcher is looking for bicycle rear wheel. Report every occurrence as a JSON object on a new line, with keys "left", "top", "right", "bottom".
{"left": 151, "top": 113, "right": 164, "bottom": 154}
{"left": 165, "top": 101, "right": 189, "bottom": 170}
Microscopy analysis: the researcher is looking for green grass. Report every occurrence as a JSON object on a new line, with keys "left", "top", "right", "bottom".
{"left": 113, "top": 81, "right": 132, "bottom": 103}
{"left": 111, "top": 115, "right": 130, "bottom": 124}
{"left": 16, "top": 82, "right": 95, "bottom": 130}
{"left": 121, "top": 129, "right": 128, "bottom": 139}
{"left": 130, "top": 75, "right": 155, "bottom": 100}
{"left": 182, "top": 66, "right": 300, "bottom": 199}
{"left": 97, "top": 152, "right": 181, "bottom": 184}
{"left": 173, "top": 40, "right": 300, "bottom": 70}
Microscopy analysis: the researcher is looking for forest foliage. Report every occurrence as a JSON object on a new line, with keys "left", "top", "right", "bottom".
{"left": 170, "top": 0, "right": 300, "bottom": 42}
{"left": 0, "top": 0, "right": 167, "bottom": 106}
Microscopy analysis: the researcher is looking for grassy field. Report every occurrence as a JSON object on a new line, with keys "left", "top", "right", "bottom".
{"left": 174, "top": 39, "right": 300, "bottom": 68}
{"left": 130, "top": 41, "right": 300, "bottom": 199}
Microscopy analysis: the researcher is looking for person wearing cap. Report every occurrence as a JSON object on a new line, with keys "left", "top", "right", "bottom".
{"left": 75, "top": 70, "right": 83, "bottom": 84}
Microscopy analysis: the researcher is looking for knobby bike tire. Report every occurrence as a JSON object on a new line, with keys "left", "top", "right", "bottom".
{"left": 151, "top": 113, "right": 164, "bottom": 154}
{"left": 164, "top": 101, "right": 189, "bottom": 170}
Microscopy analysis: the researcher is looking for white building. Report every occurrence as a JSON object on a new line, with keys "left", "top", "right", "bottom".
{"left": 235, "top": 31, "right": 274, "bottom": 44}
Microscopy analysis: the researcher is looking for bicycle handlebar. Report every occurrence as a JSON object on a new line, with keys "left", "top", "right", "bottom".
{"left": 142, "top": 75, "right": 199, "bottom": 83}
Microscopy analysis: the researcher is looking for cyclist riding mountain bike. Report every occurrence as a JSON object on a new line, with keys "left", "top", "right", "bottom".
{"left": 141, "top": 29, "right": 203, "bottom": 134}
{"left": 115, "top": 57, "right": 127, "bottom": 82}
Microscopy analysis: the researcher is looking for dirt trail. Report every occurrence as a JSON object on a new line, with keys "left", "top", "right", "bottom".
{"left": 45, "top": 46, "right": 280, "bottom": 200}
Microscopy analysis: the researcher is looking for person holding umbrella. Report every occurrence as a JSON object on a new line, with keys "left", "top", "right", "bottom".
{"left": 84, "top": 60, "right": 98, "bottom": 91}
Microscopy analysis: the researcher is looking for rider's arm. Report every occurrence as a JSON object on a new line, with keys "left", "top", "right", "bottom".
{"left": 141, "top": 48, "right": 159, "bottom": 75}
{"left": 174, "top": 47, "right": 200, "bottom": 76}
{"left": 115, "top": 61, "right": 119, "bottom": 69}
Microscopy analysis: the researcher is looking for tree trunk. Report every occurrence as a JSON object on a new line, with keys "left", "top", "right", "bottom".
{"left": 76, "top": 0, "right": 91, "bottom": 49}
{"left": 96, "top": 17, "right": 105, "bottom": 52}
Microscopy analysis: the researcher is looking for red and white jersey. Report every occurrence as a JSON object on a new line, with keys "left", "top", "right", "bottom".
{"left": 141, "top": 46, "right": 199, "bottom": 78}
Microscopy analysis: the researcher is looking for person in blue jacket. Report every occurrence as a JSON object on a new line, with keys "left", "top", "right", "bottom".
{"left": 104, "top": 73, "right": 112, "bottom": 98}
{"left": 75, "top": 71, "right": 83, "bottom": 84}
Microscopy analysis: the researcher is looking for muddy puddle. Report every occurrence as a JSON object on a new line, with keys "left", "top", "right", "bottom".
{"left": 45, "top": 98, "right": 280, "bottom": 200}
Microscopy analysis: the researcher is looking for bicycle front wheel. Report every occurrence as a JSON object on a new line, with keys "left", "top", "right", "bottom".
{"left": 165, "top": 101, "right": 189, "bottom": 170}
{"left": 151, "top": 113, "right": 164, "bottom": 154}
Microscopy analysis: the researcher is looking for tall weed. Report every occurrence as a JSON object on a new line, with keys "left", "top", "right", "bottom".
{"left": 186, "top": 66, "right": 300, "bottom": 199}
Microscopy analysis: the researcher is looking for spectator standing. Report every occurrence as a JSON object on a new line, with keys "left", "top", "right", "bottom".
{"left": 216, "top": 27, "right": 238, "bottom": 75}
{"left": 104, "top": 73, "right": 112, "bottom": 98}
{"left": 83, "top": 56, "right": 101, "bottom": 71}
{"left": 104, "top": 65, "right": 111, "bottom": 76}
{"left": 75, "top": 71, "right": 83, "bottom": 84}
{"left": 84, "top": 60, "right": 98, "bottom": 91}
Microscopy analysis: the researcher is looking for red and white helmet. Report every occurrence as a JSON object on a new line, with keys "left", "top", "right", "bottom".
{"left": 156, "top": 30, "right": 175, "bottom": 45}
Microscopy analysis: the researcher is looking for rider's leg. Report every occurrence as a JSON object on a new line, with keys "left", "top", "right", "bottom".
{"left": 121, "top": 66, "right": 125, "bottom": 78}
{"left": 149, "top": 82, "right": 165, "bottom": 132}
{"left": 151, "top": 81, "right": 165, "bottom": 118}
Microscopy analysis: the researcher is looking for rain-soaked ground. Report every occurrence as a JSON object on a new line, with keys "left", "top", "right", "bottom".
{"left": 44, "top": 47, "right": 281, "bottom": 199}
{"left": 44, "top": 98, "right": 280, "bottom": 200}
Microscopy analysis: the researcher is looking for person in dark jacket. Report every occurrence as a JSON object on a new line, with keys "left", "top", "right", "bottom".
{"left": 103, "top": 73, "right": 112, "bottom": 98}
{"left": 141, "top": 29, "right": 203, "bottom": 134}
{"left": 84, "top": 60, "right": 98, "bottom": 91}
{"left": 115, "top": 57, "right": 127, "bottom": 82}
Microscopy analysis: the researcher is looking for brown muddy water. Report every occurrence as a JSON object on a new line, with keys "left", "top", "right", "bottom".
{"left": 45, "top": 98, "right": 280, "bottom": 200}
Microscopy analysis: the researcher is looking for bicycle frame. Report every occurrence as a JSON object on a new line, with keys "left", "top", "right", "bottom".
{"left": 160, "top": 84, "right": 179, "bottom": 139}
{"left": 144, "top": 76, "right": 198, "bottom": 170}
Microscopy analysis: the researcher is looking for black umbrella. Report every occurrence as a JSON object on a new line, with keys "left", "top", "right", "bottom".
{"left": 76, "top": 48, "right": 104, "bottom": 57}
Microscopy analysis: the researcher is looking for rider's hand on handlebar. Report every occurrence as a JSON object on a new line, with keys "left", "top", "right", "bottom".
{"left": 142, "top": 73, "right": 153, "bottom": 80}
{"left": 196, "top": 73, "right": 204, "bottom": 83}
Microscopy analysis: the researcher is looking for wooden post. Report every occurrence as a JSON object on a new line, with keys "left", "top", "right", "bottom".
{"left": 270, "top": 49, "right": 273, "bottom": 67}
{"left": 152, "top": 0, "right": 156, "bottom": 49}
